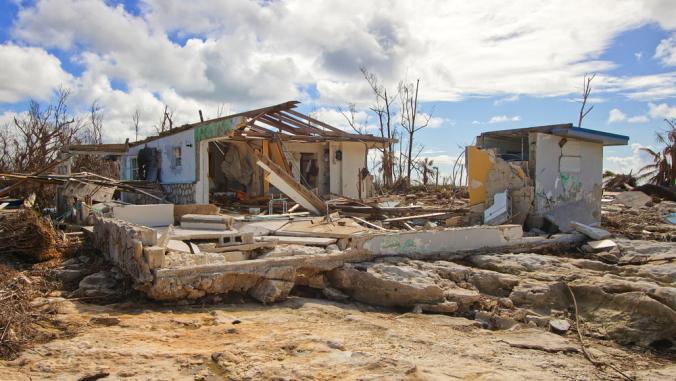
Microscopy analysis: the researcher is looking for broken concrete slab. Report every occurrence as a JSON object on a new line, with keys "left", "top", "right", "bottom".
{"left": 173, "top": 204, "right": 219, "bottom": 224}
{"left": 167, "top": 239, "right": 191, "bottom": 252}
{"left": 168, "top": 227, "right": 240, "bottom": 241}
{"left": 585, "top": 239, "right": 617, "bottom": 252}
{"left": 615, "top": 191, "right": 651, "bottom": 209}
{"left": 359, "top": 225, "right": 523, "bottom": 257}
{"left": 235, "top": 220, "right": 290, "bottom": 236}
{"left": 180, "top": 214, "right": 234, "bottom": 230}
{"left": 112, "top": 204, "right": 174, "bottom": 227}
{"left": 571, "top": 221, "right": 611, "bottom": 240}
{"left": 257, "top": 236, "right": 337, "bottom": 246}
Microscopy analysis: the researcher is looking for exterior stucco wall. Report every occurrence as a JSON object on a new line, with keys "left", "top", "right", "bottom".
{"left": 123, "top": 129, "right": 197, "bottom": 184}
{"left": 329, "top": 141, "right": 369, "bottom": 198}
{"left": 532, "top": 132, "right": 603, "bottom": 226}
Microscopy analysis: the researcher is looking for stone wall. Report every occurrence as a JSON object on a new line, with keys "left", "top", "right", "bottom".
{"left": 162, "top": 183, "right": 196, "bottom": 204}
{"left": 92, "top": 216, "right": 166, "bottom": 285}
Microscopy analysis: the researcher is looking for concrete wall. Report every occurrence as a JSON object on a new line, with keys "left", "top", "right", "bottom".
{"left": 123, "top": 129, "right": 197, "bottom": 184}
{"left": 329, "top": 141, "right": 370, "bottom": 198}
{"left": 532, "top": 133, "right": 603, "bottom": 227}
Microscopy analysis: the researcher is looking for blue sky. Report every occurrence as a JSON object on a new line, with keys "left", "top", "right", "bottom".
{"left": 1, "top": 0, "right": 676, "bottom": 178}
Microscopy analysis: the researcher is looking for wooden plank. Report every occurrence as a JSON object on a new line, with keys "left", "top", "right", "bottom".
{"left": 276, "top": 217, "right": 368, "bottom": 239}
{"left": 383, "top": 212, "right": 448, "bottom": 222}
{"left": 256, "top": 156, "right": 325, "bottom": 215}
{"left": 207, "top": 242, "right": 277, "bottom": 253}
{"left": 352, "top": 216, "right": 386, "bottom": 231}
{"left": 262, "top": 140, "right": 270, "bottom": 194}
{"left": 403, "top": 222, "right": 416, "bottom": 231}
{"left": 257, "top": 235, "right": 337, "bottom": 246}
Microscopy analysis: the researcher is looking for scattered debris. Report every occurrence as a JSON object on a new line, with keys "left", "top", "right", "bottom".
{"left": 614, "top": 191, "right": 652, "bottom": 209}
{"left": 571, "top": 221, "right": 611, "bottom": 240}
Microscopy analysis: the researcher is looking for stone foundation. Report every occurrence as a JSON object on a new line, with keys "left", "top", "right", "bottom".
{"left": 92, "top": 216, "right": 165, "bottom": 284}
{"left": 92, "top": 222, "right": 584, "bottom": 304}
{"left": 162, "top": 183, "right": 196, "bottom": 204}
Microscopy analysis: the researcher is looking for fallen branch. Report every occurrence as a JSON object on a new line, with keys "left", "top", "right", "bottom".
{"left": 565, "top": 283, "right": 635, "bottom": 381}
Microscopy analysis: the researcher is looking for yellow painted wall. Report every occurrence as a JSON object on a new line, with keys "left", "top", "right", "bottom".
{"left": 467, "top": 146, "right": 493, "bottom": 205}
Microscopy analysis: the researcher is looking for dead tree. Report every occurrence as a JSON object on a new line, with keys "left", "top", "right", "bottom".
{"left": 156, "top": 105, "right": 174, "bottom": 134}
{"left": 577, "top": 73, "right": 596, "bottom": 128}
{"left": 131, "top": 109, "right": 141, "bottom": 141}
{"left": 86, "top": 101, "right": 103, "bottom": 144}
{"left": 360, "top": 67, "right": 397, "bottom": 187}
{"left": 399, "top": 79, "right": 431, "bottom": 186}
{"left": 340, "top": 103, "right": 368, "bottom": 135}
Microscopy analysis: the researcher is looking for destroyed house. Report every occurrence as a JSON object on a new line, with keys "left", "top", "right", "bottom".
{"left": 112, "top": 101, "right": 391, "bottom": 205}
{"left": 467, "top": 123, "right": 629, "bottom": 231}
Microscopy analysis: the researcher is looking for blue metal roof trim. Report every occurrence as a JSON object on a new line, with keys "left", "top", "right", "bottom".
{"left": 551, "top": 127, "right": 629, "bottom": 146}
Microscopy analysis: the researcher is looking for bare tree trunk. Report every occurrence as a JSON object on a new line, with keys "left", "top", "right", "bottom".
{"left": 578, "top": 73, "right": 596, "bottom": 128}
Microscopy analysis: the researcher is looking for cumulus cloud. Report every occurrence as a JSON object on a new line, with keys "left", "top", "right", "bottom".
{"left": 648, "top": 102, "right": 676, "bottom": 120}
{"left": 0, "top": 44, "right": 71, "bottom": 103}
{"left": 488, "top": 115, "right": 521, "bottom": 124}
{"left": 605, "top": 143, "right": 653, "bottom": 175}
{"left": 655, "top": 33, "right": 676, "bottom": 66}
{"left": 607, "top": 108, "right": 648, "bottom": 124}
{"left": 2, "top": 0, "right": 676, "bottom": 144}
{"left": 9, "top": 0, "right": 674, "bottom": 108}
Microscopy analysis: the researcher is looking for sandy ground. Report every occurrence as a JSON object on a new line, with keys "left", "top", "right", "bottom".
{"left": 0, "top": 296, "right": 673, "bottom": 381}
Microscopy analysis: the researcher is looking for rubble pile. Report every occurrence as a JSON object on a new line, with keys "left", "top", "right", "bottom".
{"left": 0, "top": 209, "right": 64, "bottom": 262}
{"left": 602, "top": 198, "right": 676, "bottom": 241}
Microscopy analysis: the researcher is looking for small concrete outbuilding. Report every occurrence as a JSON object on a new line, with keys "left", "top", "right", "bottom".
{"left": 466, "top": 123, "right": 629, "bottom": 231}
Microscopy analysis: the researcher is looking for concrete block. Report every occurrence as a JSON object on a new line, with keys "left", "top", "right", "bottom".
{"left": 218, "top": 232, "right": 254, "bottom": 246}
{"left": 143, "top": 246, "right": 166, "bottom": 269}
{"left": 221, "top": 251, "right": 249, "bottom": 262}
{"left": 113, "top": 204, "right": 174, "bottom": 227}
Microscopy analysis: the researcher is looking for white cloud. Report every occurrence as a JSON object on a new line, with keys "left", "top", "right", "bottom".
{"left": 8, "top": 0, "right": 672, "bottom": 109}
{"left": 0, "top": 44, "right": 72, "bottom": 103}
{"left": 607, "top": 108, "right": 627, "bottom": 123}
{"left": 655, "top": 33, "right": 676, "bottom": 66}
{"left": 607, "top": 107, "right": 649, "bottom": 124}
{"left": 2, "top": 0, "right": 676, "bottom": 145}
{"left": 424, "top": 115, "right": 452, "bottom": 129}
{"left": 634, "top": 51, "right": 643, "bottom": 61}
{"left": 627, "top": 115, "right": 649, "bottom": 123}
{"left": 488, "top": 115, "right": 521, "bottom": 124}
{"left": 648, "top": 102, "right": 676, "bottom": 120}
{"left": 471, "top": 120, "right": 481, "bottom": 125}
{"left": 600, "top": 72, "right": 676, "bottom": 100}
{"left": 605, "top": 143, "right": 653, "bottom": 175}
{"left": 493, "top": 94, "right": 519, "bottom": 106}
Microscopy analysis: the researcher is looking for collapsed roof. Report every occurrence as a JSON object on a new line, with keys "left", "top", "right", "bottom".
{"left": 130, "top": 100, "right": 394, "bottom": 147}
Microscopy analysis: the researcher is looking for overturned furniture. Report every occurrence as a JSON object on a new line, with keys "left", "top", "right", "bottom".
{"left": 467, "top": 124, "right": 629, "bottom": 231}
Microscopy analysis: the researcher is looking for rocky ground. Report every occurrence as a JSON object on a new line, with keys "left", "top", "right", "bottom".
{"left": 0, "top": 235, "right": 673, "bottom": 380}
{"left": 0, "top": 198, "right": 674, "bottom": 380}
{"left": 0, "top": 296, "right": 674, "bottom": 380}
